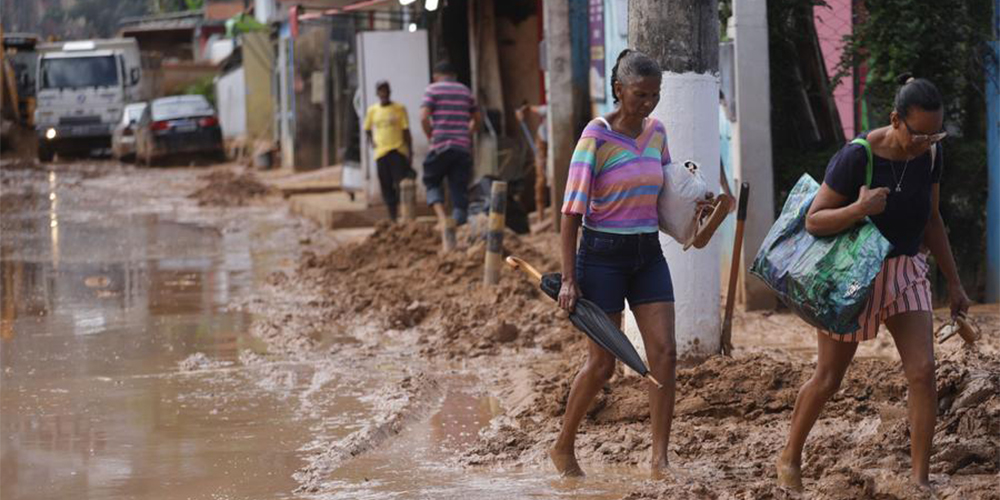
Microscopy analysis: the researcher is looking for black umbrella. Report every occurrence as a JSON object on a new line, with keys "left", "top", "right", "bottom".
{"left": 505, "top": 256, "right": 663, "bottom": 389}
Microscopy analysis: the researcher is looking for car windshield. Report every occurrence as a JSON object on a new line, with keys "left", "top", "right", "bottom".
{"left": 152, "top": 97, "right": 214, "bottom": 121}
{"left": 40, "top": 56, "right": 119, "bottom": 89}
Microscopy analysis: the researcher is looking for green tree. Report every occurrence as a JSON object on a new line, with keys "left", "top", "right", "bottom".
{"left": 835, "top": 0, "right": 994, "bottom": 298}
{"left": 835, "top": 0, "right": 992, "bottom": 134}
{"left": 69, "top": 0, "right": 151, "bottom": 38}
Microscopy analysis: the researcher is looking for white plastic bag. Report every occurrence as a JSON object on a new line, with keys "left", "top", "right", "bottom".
{"left": 658, "top": 160, "right": 709, "bottom": 244}
{"left": 341, "top": 161, "right": 365, "bottom": 192}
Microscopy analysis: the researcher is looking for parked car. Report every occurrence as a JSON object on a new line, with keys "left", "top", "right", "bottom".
{"left": 135, "top": 95, "right": 225, "bottom": 166}
{"left": 111, "top": 102, "right": 147, "bottom": 162}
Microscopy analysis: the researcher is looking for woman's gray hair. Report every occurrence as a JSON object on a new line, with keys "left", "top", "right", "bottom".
{"left": 610, "top": 49, "right": 661, "bottom": 104}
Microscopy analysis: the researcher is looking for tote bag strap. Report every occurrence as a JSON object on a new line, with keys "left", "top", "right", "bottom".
{"left": 850, "top": 137, "right": 874, "bottom": 187}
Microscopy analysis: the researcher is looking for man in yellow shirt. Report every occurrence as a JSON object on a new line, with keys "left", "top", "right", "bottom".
{"left": 364, "top": 80, "right": 414, "bottom": 220}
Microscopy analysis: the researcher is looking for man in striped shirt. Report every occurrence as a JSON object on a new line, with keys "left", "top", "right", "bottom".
{"left": 420, "top": 61, "right": 480, "bottom": 226}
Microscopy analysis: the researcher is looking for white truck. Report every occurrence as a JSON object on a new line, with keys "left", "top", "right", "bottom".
{"left": 34, "top": 38, "right": 146, "bottom": 161}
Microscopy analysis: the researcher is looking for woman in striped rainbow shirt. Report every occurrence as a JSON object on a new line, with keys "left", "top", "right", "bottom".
{"left": 551, "top": 49, "right": 710, "bottom": 478}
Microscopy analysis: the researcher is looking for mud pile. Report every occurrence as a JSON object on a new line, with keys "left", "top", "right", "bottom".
{"left": 282, "top": 216, "right": 999, "bottom": 498}
{"left": 300, "top": 221, "right": 578, "bottom": 357}
{"left": 464, "top": 345, "right": 999, "bottom": 498}
{"left": 189, "top": 170, "right": 271, "bottom": 206}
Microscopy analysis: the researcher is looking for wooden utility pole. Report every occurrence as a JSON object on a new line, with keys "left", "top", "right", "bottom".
{"left": 321, "top": 23, "right": 331, "bottom": 168}
{"left": 545, "top": 0, "right": 590, "bottom": 228}
{"left": 986, "top": 0, "right": 999, "bottom": 302}
{"left": 628, "top": 0, "right": 723, "bottom": 359}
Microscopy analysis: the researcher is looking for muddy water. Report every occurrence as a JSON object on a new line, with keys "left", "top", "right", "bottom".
{"left": 1, "top": 167, "right": 646, "bottom": 500}
{"left": 322, "top": 384, "right": 641, "bottom": 500}
{"left": 0, "top": 168, "right": 335, "bottom": 500}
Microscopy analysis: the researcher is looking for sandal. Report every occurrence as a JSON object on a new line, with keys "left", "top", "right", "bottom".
{"left": 684, "top": 193, "right": 734, "bottom": 250}
{"left": 935, "top": 312, "right": 981, "bottom": 344}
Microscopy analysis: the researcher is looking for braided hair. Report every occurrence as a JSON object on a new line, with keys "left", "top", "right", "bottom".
{"left": 610, "top": 49, "right": 661, "bottom": 104}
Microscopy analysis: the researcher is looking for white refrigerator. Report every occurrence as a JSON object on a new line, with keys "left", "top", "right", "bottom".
{"left": 354, "top": 29, "right": 431, "bottom": 205}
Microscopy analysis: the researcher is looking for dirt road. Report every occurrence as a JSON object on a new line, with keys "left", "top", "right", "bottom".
{"left": 286, "top": 206, "right": 999, "bottom": 499}
{"left": 2, "top": 159, "right": 996, "bottom": 500}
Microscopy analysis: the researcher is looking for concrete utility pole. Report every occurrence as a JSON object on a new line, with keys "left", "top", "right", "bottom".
{"left": 628, "top": 0, "right": 722, "bottom": 359}
{"left": 732, "top": 0, "right": 777, "bottom": 310}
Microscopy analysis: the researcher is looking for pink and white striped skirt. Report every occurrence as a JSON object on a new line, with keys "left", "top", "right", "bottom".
{"left": 823, "top": 253, "right": 934, "bottom": 343}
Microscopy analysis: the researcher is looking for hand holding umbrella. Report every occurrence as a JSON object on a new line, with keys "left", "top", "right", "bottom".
{"left": 505, "top": 256, "right": 663, "bottom": 389}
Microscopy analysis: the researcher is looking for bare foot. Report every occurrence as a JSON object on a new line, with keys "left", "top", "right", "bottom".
{"left": 650, "top": 456, "right": 670, "bottom": 480}
{"left": 912, "top": 477, "right": 938, "bottom": 499}
{"left": 549, "top": 448, "right": 585, "bottom": 477}
{"left": 776, "top": 456, "right": 803, "bottom": 491}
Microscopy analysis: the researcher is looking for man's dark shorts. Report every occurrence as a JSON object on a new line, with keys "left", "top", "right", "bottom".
{"left": 422, "top": 148, "right": 472, "bottom": 224}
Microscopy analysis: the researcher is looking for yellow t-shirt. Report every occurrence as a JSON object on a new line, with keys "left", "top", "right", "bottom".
{"left": 363, "top": 102, "right": 409, "bottom": 160}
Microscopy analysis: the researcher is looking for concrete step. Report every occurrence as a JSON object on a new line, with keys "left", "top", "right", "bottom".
{"left": 288, "top": 191, "right": 436, "bottom": 229}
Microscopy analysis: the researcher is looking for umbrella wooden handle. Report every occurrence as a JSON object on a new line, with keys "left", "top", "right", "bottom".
{"left": 645, "top": 374, "right": 664, "bottom": 389}
{"left": 505, "top": 256, "right": 543, "bottom": 283}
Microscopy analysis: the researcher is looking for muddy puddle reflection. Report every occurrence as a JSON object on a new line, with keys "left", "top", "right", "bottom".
{"left": 2, "top": 169, "right": 646, "bottom": 500}
{"left": 0, "top": 171, "right": 347, "bottom": 500}
{"left": 322, "top": 385, "right": 642, "bottom": 500}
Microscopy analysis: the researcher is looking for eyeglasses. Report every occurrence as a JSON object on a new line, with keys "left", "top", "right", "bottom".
{"left": 903, "top": 119, "right": 947, "bottom": 144}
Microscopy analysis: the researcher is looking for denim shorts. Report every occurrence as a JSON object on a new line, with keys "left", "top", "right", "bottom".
{"left": 576, "top": 227, "right": 675, "bottom": 314}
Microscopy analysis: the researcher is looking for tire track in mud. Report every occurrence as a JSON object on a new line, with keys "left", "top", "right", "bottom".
{"left": 240, "top": 272, "right": 454, "bottom": 496}
{"left": 293, "top": 371, "right": 444, "bottom": 494}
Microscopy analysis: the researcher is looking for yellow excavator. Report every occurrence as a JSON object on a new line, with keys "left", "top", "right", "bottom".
{"left": 1, "top": 28, "right": 40, "bottom": 153}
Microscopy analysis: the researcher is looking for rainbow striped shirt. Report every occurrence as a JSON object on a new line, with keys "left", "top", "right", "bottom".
{"left": 561, "top": 118, "right": 670, "bottom": 234}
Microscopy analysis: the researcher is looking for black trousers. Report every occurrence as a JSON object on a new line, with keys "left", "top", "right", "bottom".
{"left": 376, "top": 149, "right": 415, "bottom": 219}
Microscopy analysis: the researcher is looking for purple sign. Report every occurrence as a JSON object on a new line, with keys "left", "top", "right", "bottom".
{"left": 589, "top": 0, "right": 606, "bottom": 101}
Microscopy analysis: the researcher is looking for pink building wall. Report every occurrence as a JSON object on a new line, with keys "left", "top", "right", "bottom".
{"left": 814, "top": 0, "right": 854, "bottom": 138}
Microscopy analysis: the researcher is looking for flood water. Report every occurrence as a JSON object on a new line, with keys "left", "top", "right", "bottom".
{"left": 0, "top": 168, "right": 331, "bottom": 499}
{"left": 1, "top": 166, "right": 638, "bottom": 500}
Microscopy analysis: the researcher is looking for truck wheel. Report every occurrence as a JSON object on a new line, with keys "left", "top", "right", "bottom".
{"left": 37, "top": 146, "right": 55, "bottom": 162}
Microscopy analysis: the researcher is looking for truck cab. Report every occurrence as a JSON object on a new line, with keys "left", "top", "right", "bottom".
{"left": 34, "top": 38, "right": 144, "bottom": 161}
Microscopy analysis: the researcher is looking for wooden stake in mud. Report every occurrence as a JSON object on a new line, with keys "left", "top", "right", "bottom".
{"left": 484, "top": 181, "right": 508, "bottom": 285}
{"left": 399, "top": 178, "right": 416, "bottom": 222}
{"left": 721, "top": 182, "right": 750, "bottom": 356}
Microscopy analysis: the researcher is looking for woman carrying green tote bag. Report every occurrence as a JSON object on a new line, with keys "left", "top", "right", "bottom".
{"left": 763, "top": 76, "right": 971, "bottom": 493}
{"left": 751, "top": 138, "right": 894, "bottom": 336}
